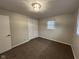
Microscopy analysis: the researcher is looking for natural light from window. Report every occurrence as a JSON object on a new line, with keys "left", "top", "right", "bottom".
{"left": 77, "top": 15, "right": 79, "bottom": 35}
{"left": 47, "top": 21, "right": 56, "bottom": 29}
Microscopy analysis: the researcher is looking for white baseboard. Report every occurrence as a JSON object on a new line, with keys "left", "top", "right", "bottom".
{"left": 12, "top": 37, "right": 71, "bottom": 49}
{"left": 39, "top": 36, "right": 71, "bottom": 46}
{"left": 0, "top": 48, "right": 12, "bottom": 54}
{"left": 71, "top": 46, "right": 77, "bottom": 59}
{"left": 12, "top": 40, "right": 30, "bottom": 48}
{"left": 0, "top": 40, "right": 30, "bottom": 54}
{"left": 12, "top": 37, "right": 39, "bottom": 48}
{"left": 50, "top": 39, "right": 71, "bottom": 46}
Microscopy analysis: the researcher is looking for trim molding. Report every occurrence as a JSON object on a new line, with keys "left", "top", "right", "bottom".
{"left": 39, "top": 36, "right": 71, "bottom": 46}
{"left": 12, "top": 40, "right": 30, "bottom": 48}
{"left": 71, "top": 46, "right": 77, "bottom": 59}
{"left": 12, "top": 37, "right": 39, "bottom": 48}
{"left": 50, "top": 39, "right": 71, "bottom": 46}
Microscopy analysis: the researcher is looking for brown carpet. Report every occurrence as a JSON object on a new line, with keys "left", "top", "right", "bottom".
{"left": 0, "top": 37, "right": 74, "bottom": 59}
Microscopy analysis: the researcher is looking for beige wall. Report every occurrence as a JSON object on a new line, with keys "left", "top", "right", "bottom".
{"left": 72, "top": 8, "right": 79, "bottom": 59}
{"left": 0, "top": 9, "right": 38, "bottom": 48}
{"left": 0, "top": 9, "right": 29, "bottom": 47}
{"left": 38, "top": 14, "right": 74, "bottom": 45}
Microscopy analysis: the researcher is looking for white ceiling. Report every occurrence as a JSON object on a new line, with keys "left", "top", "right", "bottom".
{"left": 0, "top": 0, "right": 79, "bottom": 19}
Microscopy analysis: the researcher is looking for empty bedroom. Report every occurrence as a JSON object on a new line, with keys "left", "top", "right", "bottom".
{"left": 0, "top": 0, "right": 79, "bottom": 59}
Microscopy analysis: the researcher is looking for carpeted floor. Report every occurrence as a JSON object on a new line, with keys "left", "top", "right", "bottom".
{"left": 0, "top": 37, "right": 74, "bottom": 59}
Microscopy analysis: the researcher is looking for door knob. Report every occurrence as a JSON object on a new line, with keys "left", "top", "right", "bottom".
{"left": 7, "top": 34, "right": 11, "bottom": 36}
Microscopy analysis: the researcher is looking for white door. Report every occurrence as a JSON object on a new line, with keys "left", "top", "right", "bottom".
{"left": 0, "top": 15, "right": 11, "bottom": 54}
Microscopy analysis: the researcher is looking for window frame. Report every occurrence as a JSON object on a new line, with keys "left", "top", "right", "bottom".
{"left": 47, "top": 21, "right": 56, "bottom": 29}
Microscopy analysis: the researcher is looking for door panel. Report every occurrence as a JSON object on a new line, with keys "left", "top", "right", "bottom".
{"left": 0, "top": 15, "right": 11, "bottom": 54}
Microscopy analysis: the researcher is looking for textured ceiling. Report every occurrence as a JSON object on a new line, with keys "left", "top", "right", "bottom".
{"left": 0, "top": 0, "right": 79, "bottom": 19}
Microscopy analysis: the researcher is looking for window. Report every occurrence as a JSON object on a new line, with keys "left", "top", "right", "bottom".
{"left": 47, "top": 21, "right": 56, "bottom": 29}
{"left": 76, "top": 16, "right": 79, "bottom": 35}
